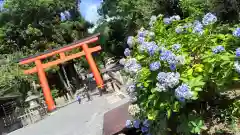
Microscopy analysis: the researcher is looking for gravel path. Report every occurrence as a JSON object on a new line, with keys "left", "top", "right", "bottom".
{"left": 8, "top": 93, "right": 129, "bottom": 135}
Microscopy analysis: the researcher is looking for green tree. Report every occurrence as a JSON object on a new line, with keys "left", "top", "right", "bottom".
{"left": 0, "top": 0, "right": 92, "bottom": 98}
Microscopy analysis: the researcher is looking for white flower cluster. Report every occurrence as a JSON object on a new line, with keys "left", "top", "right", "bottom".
{"left": 128, "top": 104, "right": 140, "bottom": 116}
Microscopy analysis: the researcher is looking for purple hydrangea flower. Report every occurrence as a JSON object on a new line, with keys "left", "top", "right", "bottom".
{"left": 127, "top": 36, "right": 134, "bottom": 48}
{"left": 124, "top": 48, "right": 131, "bottom": 56}
{"left": 233, "top": 28, "right": 240, "bottom": 37}
{"left": 236, "top": 48, "right": 240, "bottom": 57}
{"left": 60, "top": 12, "right": 66, "bottom": 21}
{"left": 149, "top": 61, "right": 161, "bottom": 71}
{"left": 212, "top": 45, "right": 224, "bottom": 54}
{"left": 133, "top": 120, "right": 141, "bottom": 128}
{"left": 175, "top": 84, "right": 193, "bottom": 102}
{"left": 125, "top": 120, "right": 132, "bottom": 128}
{"left": 202, "top": 13, "right": 217, "bottom": 25}
{"left": 234, "top": 61, "right": 240, "bottom": 73}
{"left": 172, "top": 44, "right": 181, "bottom": 51}
{"left": 141, "top": 126, "right": 149, "bottom": 133}
{"left": 193, "top": 20, "right": 204, "bottom": 35}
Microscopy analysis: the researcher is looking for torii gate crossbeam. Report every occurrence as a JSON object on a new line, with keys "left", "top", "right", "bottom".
{"left": 18, "top": 33, "right": 104, "bottom": 112}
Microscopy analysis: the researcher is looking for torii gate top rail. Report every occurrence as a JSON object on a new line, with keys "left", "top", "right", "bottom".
{"left": 18, "top": 33, "right": 104, "bottom": 111}
{"left": 19, "top": 33, "right": 101, "bottom": 73}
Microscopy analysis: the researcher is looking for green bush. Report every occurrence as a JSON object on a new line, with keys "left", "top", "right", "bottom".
{"left": 122, "top": 13, "right": 240, "bottom": 135}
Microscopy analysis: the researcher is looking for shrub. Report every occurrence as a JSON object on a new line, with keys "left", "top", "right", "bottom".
{"left": 122, "top": 13, "right": 240, "bottom": 135}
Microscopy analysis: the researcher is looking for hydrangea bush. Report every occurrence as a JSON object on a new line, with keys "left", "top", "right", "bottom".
{"left": 122, "top": 13, "right": 240, "bottom": 135}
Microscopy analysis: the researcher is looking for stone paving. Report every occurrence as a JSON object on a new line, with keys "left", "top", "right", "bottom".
{"left": 8, "top": 93, "right": 129, "bottom": 135}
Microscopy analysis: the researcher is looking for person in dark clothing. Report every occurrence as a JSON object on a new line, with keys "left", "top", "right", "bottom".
{"left": 77, "top": 95, "right": 81, "bottom": 104}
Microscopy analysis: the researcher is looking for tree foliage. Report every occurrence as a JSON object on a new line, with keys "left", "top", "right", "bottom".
{"left": 98, "top": 0, "right": 240, "bottom": 57}
{"left": 0, "top": 0, "right": 91, "bottom": 98}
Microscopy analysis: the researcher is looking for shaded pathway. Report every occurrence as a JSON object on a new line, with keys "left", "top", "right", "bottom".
{"left": 8, "top": 94, "right": 129, "bottom": 135}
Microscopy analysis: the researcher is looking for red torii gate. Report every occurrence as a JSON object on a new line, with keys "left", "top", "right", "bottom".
{"left": 19, "top": 33, "right": 104, "bottom": 112}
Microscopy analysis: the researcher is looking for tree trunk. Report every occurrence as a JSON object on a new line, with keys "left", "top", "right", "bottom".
{"left": 66, "top": 61, "right": 82, "bottom": 89}
{"left": 57, "top": 69, "right": 73, "bottom": 99}
{"left": 61, "top": 64, "right": 74, "bottom": 99}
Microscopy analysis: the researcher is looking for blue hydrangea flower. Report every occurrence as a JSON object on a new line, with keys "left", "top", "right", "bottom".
{"left": 119, "top": 58, "right": 126, "bottom": 65}
{"left": 127, "top": 84, "right": 136, "bottom": 93}
{"left": 124, "top": 48, "right": 131, "bottom": 56}
{"left": 172, "top": 44, "right": 181, "bottom": 51}
{"left": 212, "top": 45, "right": 224, "bottom": 54}
{"left": 138, "top": 30, "right": 148, "bottom": 37}
{"left": 175, "top": 26, "right": 184, "bottom": 34}
{"left": 202, "top": 13, "right": 217, "bottom": 25}
{"left": 133, "top": 120, "right": 141, "bottom": 128}
{"left": 138, "top": 41, "right": 148, "bottom": 53}
{"left": 175, "top": 84, "right": 193, "bottom": 101}
{"left": 150, "top": 15, "right": 157, "bottom": 22}
{"left": 141, "top": 126, "right": 149, "bottom": 133}
{"left": 126, "top": 120, "right": 132, "bottom": 128}
{"left": 64, "top": 11, "right": 71, "bottom": 19}
{"left": 170, "top": 15, "right": 181, "bottom": 21}
{"left": 170, "top": 63, "right": 176, "bottom": 71}
{"left": 160, "top": 50, "right": 178, "bottom": 64}
{"left": 183, "top": 23, "right": 192, "bottom": 28}
{"left": 143, "top": 119, "right": 150, "bottom": 127}
{"left": 159, "top": 47, "right": 167, "bottom": 54}
{"left": 236, "top": 48, "right": 240, "bottom": 57}
{"left": 192, "top": 20, "right": 204, "bottom": 35}
{"left": 137, "top": 37, "right": 145, "bottom": 44}
{"left": 160, "top": 50, "right": 173, "bottom": 61}
{"left": 163, "top": 18, "right": 171, "bottom": 24}
{"left": 233, "top": 28, "right": 240, "bottom": 37}
{"left": 176, "top": 55, "right": 185, "bottom": 65}
{"left": 127, "top": 36, "right": 134, "bottom": 48}
{"left": 149, "top": 61, "right": 161, "bottom": 71}
{"left": 157, "top": 14, "right": 163, "bottom": 18}
{"left": 124, "top": 58, "right": 142, "bottom": 73}
{"left": 234, "top": 61, "right": 240, "bottom": 73}
{"left": 147, "top": 42, "right": 159, "bottom": 56}
{"left": 157, "top": 72, "right": 180, "bottom": 88}
{"left": 156, "top": 83, "right": 167, "bottom": 92}
{"left": 148, "top": 31, "right": 155, "bottom": 38}
{"left": 60, "top": 12, "right": 66, "bottom": 21}
{"left": 149, "top": 15, "right": 157, "bottom": 26}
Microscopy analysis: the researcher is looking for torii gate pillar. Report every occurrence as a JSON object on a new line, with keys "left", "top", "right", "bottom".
{"left": 35, "top": 59, "right": 55, "bottom": 111}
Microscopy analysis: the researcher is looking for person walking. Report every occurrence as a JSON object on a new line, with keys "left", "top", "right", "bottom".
{"left": 77, "top": 95, "right": 81, "bottom": 104}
